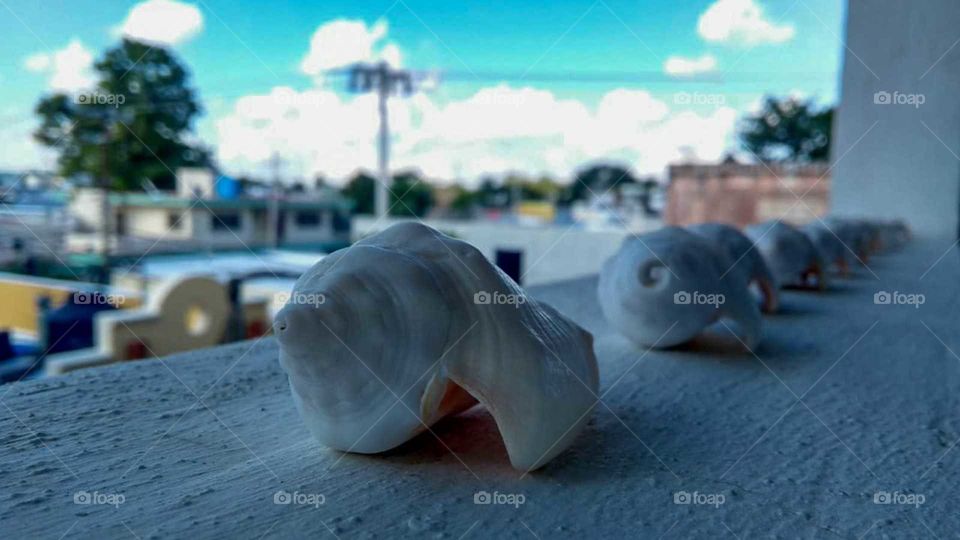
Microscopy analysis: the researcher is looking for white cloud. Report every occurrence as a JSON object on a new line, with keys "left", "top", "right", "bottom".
{"left": 24, "top": 53, "right": 51, "bottom": 72}
{"left": 24, "top": 39, "right": 96, "bottom": 93}
{"left": 213, "top": 84, "right": 737, "bottom": 185}
{"left": 212, "top": 21, "right": 738, "bottom": 183}
{"left": 300, "top": 19, "right": 400, "bottom": 76}
{"left": 119, "top": 0, "right": 204, "bottom": 46}
{"left": 698, "top": 0, "right": 795, "bottom": 45}
{"left": 664, "top": 54, "right": 718, "bottom": 76}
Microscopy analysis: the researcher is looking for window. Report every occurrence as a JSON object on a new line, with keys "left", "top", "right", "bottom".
{"left": 295, "top": 211, "right": 322, "bottom": 227}
{"left": 211, "top": 211, "right": 241, "bottom": 231}
{"left": 168, "top": 212, "right": 183, "bottom": 230}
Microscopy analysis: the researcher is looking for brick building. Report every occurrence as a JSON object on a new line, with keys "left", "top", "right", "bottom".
{"left": 665, "top": 161, "right": 830, "bottom": 228}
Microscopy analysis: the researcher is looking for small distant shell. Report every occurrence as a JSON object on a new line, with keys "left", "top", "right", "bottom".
{"left": 822, "top": 217, "right": 877, "bottom": 263}
{"left": 598, "top": 227, "right": 762, "bottom": 349}
{"left": 687, "top": 222, "right": 779, "bottom": 313}
{"left": 876, "top": 219, "right": 911, "bottom": 251}
{"left": 823, "top": 217, "right": 911, "bottom": 259}
{"left": 745, "top": 220, "right": 827, "bottom": 290}
{"left": 275, "top": 222, "right": 599, "bottom": 472}
{"left": 801, "top": 222, "right": 851, "bottom": 276}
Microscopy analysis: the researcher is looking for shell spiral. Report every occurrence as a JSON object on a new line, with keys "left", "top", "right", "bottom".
{"left": 598, "top": 227, "right": 762, "bottom": 349}
{"left": 275, "top": 222, "right": 599, "bottom": 472}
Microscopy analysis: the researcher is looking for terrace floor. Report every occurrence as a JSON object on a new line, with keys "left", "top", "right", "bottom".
{"left": 1, "top": 236, "right": 959, "bottom": 538}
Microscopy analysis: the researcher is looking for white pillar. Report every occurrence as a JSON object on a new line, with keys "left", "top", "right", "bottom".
{"left": 832, "top": 0, "right": 960, "bottom": 238}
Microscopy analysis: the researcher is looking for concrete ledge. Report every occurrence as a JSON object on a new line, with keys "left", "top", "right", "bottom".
{"left": 1, "top": 237, "right": 958, "bottom": 538}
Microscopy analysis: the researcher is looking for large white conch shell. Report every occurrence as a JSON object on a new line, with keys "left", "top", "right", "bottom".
{"left": 745, "top": 220, "right": 827, "bottom": 290}
{"left": 800, "top": 222, "right": 851, "bottom": 276}
{"left": 598, "top": 227, "right": 762, "bottom": 349}
{"left": 275, "top": 223, "right": 599, "bottom": 472}
{"left": 687, "top": 222, "right": 779, "bottom": 313}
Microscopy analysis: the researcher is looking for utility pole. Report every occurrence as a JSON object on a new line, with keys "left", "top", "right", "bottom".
{"left": 347, "top": 62, "right": 415, "bottom": 219}
{"left": 268, "top": 153, "right": 283, "bottom": 248}
{"left": 97, "top": 121, "right": 118, "bottom": 284}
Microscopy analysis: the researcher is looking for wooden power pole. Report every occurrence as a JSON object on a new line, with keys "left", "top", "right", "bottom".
{"left": 347, "top": 62, "right": 416, "bottom": 219}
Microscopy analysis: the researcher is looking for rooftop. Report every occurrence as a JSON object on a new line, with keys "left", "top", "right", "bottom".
{"left": 1, "top": 236, "right": 958, "bottom": 538}
{"left": 110, "top": 192, "right": 351, "bottom": 212}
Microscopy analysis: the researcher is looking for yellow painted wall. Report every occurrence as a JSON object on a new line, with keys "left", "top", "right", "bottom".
{"left": 516, "top": 202, "right": 556, "bottom": 221}
{"left": 0, "top": 273, "right": 141, "bottom": 334}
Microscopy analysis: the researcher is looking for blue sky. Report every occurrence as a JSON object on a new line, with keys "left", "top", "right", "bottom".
{"left": 1, "top": 0, "right": 846, "bottom": 182}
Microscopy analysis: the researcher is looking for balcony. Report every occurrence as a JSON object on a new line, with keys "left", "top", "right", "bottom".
{"left": 1, "top": 235, "right": 957, "bottom": 538}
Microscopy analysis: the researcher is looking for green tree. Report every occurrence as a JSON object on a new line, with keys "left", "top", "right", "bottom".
{"left": 340, "top": 170, "right": 435, "bottom": 217}
{"left": 559, "top": 163, "right": 637, "bottom": 206}
{"left": 341, "top": 172, "right": 376, "bottom": 215}
{"left": 34, "top": 39, "right": 208, "bottom": 191}
{"left": 448, "top": 186, "right": 477, "bottom": 217}
{"left": 739, "top": 96, "right": 833, "bottom": 162}
{"left": 390, "top": 170, "right": 434, "bottom": 218}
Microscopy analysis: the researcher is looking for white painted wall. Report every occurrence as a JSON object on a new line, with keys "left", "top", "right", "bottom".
{"left": 123, "top": 207, "right": 192, "bottom": 240}
{"left": 70, "top": 188, "right": 106, "bottom": 230}
{"left": 282, "top": 209, "right": 335, "bottom": 245}
{"left": 832, "top": 0, "right": 960, "bottom": 237}
{"left": 191, "top": 208, "right": 257, "bottom": 248}
{"left": 355, "top": 217, "right": 660, "bottom": 286}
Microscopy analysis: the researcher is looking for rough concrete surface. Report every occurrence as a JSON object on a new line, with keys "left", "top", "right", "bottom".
{"left": 1, "top": 237, "right": 958, "bottom": 539}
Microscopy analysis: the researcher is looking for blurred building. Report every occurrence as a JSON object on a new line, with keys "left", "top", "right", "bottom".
{"left": 68, "top": 168, "right": 352, "bottom": 255}
{"left": 664, "top": 161, "right": 830, "bottom": 227}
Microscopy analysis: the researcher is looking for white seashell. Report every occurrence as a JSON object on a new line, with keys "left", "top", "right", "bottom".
{"left": 275, "top": 222, "right": 599, "bottom": 472}
{"left": 822, "top": 216, "right": 911, "bottom": 260}
{"left": 598, "top": 227, "right": 762, "bottom": 349}
{"left": 823, "top": 217, "right": 876, "bottom": 262}
{"left": 745, "top": 220, "right": 827, "bottom": 290}
{"left": 800, "top": 222, "right": 851, "bottom": 276}
{"left": 687, "top": 222, "right": 779, "bottom": 313}
{"left": 876, "top": 219, "right": 911, "bottom": 251}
